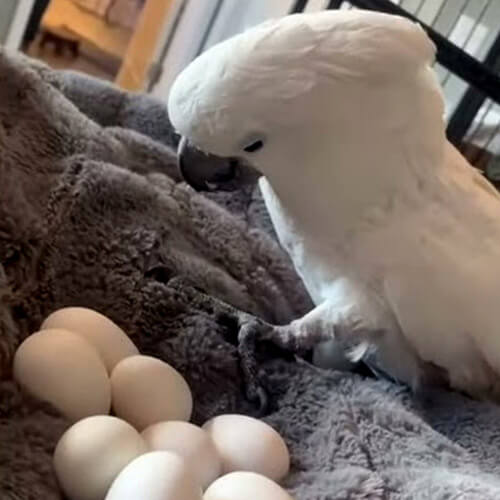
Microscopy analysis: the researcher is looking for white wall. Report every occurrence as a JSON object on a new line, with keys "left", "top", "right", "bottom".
{"left": 202, "top": 0, "right": 329, "bottom": 50}
{"left": 151, "top": 0, "right": 221, "bottom": 99}
{"left": 151, "top": 0, "right": 329, "bottom": 99}
{"left": 0, "top": 0, "right": 19, "bottom": 44}
{"left": 2, "top": 0, "right": 34, "bottom": 50}
{"left": 201, "top": 0, "right": 293, "bottom": 50}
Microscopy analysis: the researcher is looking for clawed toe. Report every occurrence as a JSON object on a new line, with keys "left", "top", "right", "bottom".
{"left": 236, "top": 318, "right": 273, "bottom": 414}
{"left": 235, "top": 316, "right": 307, "bottom": 415}
{"left": 254, "top": 386, "right": 269, "bottom": 416}
{"left": 243, "top": 375, "right": 270, "bottom": 416}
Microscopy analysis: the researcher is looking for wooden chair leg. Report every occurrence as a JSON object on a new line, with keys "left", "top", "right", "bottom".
{"left": 39, "top": 31, "right": 49, "bottom": 49}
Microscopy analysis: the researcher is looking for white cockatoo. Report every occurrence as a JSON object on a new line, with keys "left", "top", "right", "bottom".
{"left": 168, "top": 9, "right": 500, "bottom": 405}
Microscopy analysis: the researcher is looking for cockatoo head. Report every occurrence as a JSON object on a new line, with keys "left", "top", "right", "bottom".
{"left": 169, "top": 10, "right": 444, "bottom": 211}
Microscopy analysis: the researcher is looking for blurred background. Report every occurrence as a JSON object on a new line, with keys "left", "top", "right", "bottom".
{"left": 1, "top": 0, "right": 498, "bottom": 181}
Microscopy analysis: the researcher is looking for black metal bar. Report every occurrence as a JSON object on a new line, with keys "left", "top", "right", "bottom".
{"left": 22, "top": 0, "right": 51, "bottom": 45}
{"left": 447, "top": 31, "right": 500, "bottom": 145}
{"left": 443, "top": 0, "right": 468, "bottom": 39}
{"left": 414, "top": 0, "right": 426, "bottom": 18}
{"left": 430, "top": 0, "right": 449, "bottom": 30}
{"left": 327, "top": 0, "right": 344, "bottom": 9}
{"left": 196, "top": 0, "right": 226, "bottom": 56}
{"left": 289, "top": 0, "right": 309, "bottom": 14}
{"left": 341, "top": 0, "right": 500, "bottom": 107}
{"left": 441, "top": 0, "right": 490, "bottom": 89}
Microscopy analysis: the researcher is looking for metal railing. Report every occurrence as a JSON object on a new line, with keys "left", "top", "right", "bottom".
{"left": 290, "top": 0, "right": 500, "bottom": 179}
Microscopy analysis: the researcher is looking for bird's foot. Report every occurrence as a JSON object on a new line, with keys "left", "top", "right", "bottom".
{"left": 161, "top": 277, "right": 297, "bottom": 415}
{"left": 237, "top": 318, "right": 273, "bottom": 416}
{"left": 237, "top": 318, "right": 309, "bottom": 416}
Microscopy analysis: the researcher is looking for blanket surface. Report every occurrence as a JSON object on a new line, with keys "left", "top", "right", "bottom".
{"left": 2, "top": 51, "right": 500, "bottom": 500}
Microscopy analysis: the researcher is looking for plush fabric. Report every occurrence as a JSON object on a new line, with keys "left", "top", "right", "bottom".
{"left": 2, "top": 51, "right": 500, "bottom": 499}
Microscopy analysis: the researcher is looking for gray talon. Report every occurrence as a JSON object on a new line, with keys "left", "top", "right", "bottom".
{"left": 255, "top": 386, "right": 269, "bottom": 416}
{"left": 237, "top": 319, "right": 272, "bottom": 414}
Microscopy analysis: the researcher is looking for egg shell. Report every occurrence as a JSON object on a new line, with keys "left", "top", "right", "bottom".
{"left": 54, "top": 416, "right": 147, "bottom": 500}
{"left": 202, "top": 414, "right": 290, "bottom": 481}
{"left": 13, "top": 329, "right": 111, "bottom": 421}
{"left": 142, "top": 421, "right": 222, "bottom": 490}
{"left": 41, "top": 307, "right": 138, "bottom": 373}
{"left": 203, "top": 472, "right": 293, "bottom": 500}
{"left": 111, "top": 355, "right": 193, "bottom": 430}
{"left": 105, "top": 451, "right": 202, "bottom": 500}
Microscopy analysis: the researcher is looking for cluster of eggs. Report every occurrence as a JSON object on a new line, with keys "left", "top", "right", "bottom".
{"left": 13, "top": 307, "right": 293, "bottom": 500}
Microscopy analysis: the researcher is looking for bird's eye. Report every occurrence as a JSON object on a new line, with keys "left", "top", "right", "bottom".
{"left": 243, "top": 140, "right": 264, "bottom": 153}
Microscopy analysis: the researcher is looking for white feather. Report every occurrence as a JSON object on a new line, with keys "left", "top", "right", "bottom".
{"left": 169, "top": 10, "right": 500, "bottom": 400}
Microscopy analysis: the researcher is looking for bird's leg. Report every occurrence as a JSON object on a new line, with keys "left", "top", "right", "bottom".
{"left": 238, "top": 296, "right": 383, "bottom": 358}
{"left": 162, "top": 276, "right": 274, "bottom": 413}
{"left": 236, "top": 315, "right": 330, "bottom": 415}
{"left": 237, "top": 295, "right": 392, "bottom": 414}
{"left": 164, "top": 277, "right": 385, "bottom": 415}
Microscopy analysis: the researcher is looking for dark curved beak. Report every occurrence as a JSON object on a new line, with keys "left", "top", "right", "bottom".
{"left": 177, "top": 136, "right": 261, "bottom": 192}
{"left": 177, "top": 136, "right": 236, "bottom": 192}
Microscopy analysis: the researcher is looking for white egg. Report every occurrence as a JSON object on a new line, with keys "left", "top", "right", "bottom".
{"left": 203, "top": 472, "right": 293, "bottom": 500}
{"left": 41, "top": 307, "right": 138, "bottom": 373}
{"left": 105, "top": 451, "right": 202, "bottom": 500}
{"left": 142, "top": 421, "right": 221, "bottom": 490}
{"left": 202, "top": 414, "right": 290, "bottom": 481}
{"left": 13, "top": 329, "right": 111, "bottom": 421}
{"left": 111, "top": 355, "right": 193, "bottom": 430}
{"left": 54, "top": 416, "right": 147, "bottom": 500}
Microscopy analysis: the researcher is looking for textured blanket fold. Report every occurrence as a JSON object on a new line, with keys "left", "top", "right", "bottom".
{"left": 2, "top": 50, "right": 500, "bottom": 499}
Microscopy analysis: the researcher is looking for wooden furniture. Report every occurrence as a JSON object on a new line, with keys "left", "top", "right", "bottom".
{"left": 39, "top": 25, "right": 80, "bottom": 57}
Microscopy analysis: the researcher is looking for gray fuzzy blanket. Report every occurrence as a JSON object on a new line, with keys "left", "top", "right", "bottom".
{"left": 2, "top": 50, "right": 500, "bottom": 499}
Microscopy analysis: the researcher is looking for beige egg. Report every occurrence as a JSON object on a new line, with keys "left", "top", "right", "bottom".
{"left": 54, "top": 416, "right": 147, "bottom": 500}
{"left": 111, "top": 355, "right": 193, "bottom": 430}
{"left": 203, "top": 472, "right": 293, "bottom": 500}
{"left": 13, "top": 329, "right": 111, "bottom": 421}
{"left": 41, "top": 307, "right": 138, "bottom": 373}
{"left": 202, "top": 414, "right": 290, "bottom": 481}
{"left": 105, "top": 451, "right": 202, "bottom": 500}
{"left": 142, "top": 421, "right": 221, "bottom": 490}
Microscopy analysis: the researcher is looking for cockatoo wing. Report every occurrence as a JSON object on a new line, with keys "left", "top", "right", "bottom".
{"left": 383, "top": 143, "right": 500, "bottom": 396}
